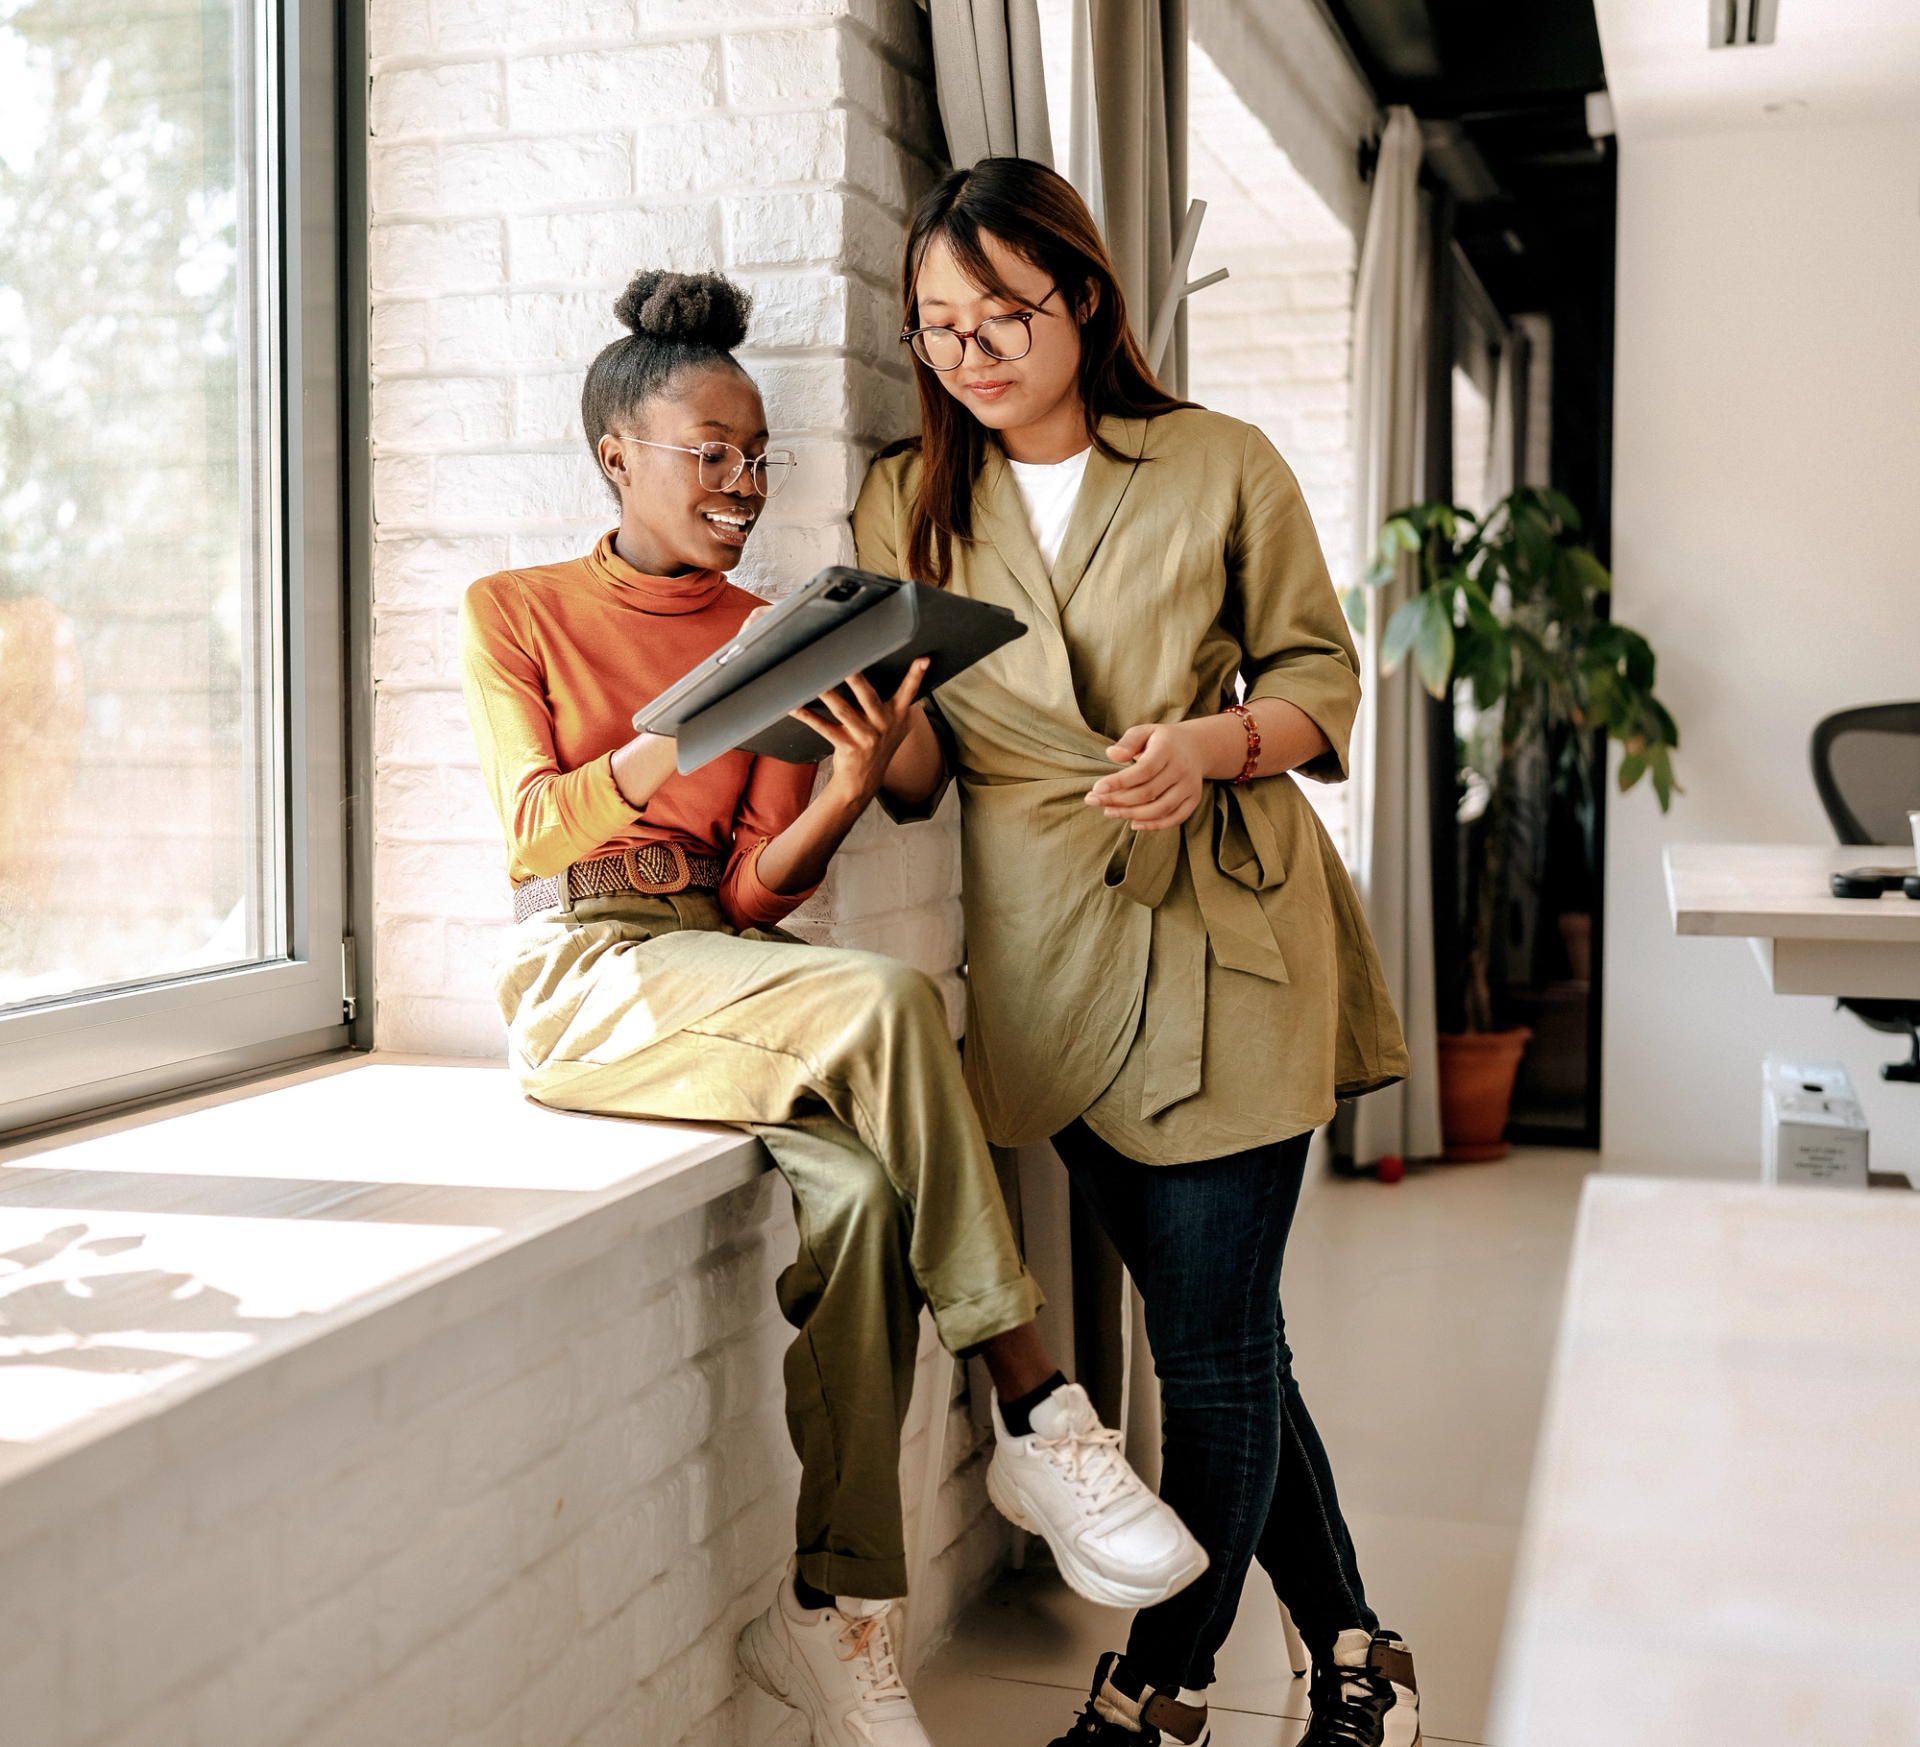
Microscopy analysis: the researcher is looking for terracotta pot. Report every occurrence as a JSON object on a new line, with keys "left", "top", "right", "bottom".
{"left": 1436, "top": 1027, "right": 1533, "bottom": 1162}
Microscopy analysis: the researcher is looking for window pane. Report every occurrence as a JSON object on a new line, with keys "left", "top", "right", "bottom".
{"left": 0, "top": 0, "right": 278, "bottom": 1011}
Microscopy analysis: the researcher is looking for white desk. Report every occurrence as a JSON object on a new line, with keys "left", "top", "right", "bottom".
{"left": 1665, "top": 842, "right": 1920, "bottom": 998}
{"left": 1490, "top": 1176, "right": 1920, "bottom": 1746}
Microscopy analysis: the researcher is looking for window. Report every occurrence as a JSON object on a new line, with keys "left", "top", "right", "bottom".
{"left": 0, "top": 0, "right": 346, "bottom": 1132}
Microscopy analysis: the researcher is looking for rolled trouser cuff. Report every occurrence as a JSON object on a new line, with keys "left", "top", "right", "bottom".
{"left": 932, "top": 1271, "right": 1045, "bottom": 1355}
{"left": 798, "top": 1548, "right": 910, "bottom": 1602}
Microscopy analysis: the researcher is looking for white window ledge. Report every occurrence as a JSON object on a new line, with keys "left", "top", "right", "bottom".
{"left": 0, "top": 1054, "right": 767, "bottom": 1548}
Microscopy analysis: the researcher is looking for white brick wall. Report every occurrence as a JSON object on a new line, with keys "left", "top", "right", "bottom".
{"left": 0, "top": 1164, "right": 1004, "bottom": 1747}
{"left": 366, "top": 0, "right": 961, "bottom": 1052}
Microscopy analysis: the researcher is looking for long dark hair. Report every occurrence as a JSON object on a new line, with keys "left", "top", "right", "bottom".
{"left": 900, "top": 158, "right": 1191, "bottom": 585}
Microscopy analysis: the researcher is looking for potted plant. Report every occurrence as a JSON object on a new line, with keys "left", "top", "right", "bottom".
{"left": 1346, "top": 488, "right": 1680, "bottom": 1159}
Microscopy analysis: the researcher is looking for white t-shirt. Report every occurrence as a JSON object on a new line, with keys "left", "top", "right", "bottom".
{"left": 1007, "top": 447, "right": 1092, "bottom": 575}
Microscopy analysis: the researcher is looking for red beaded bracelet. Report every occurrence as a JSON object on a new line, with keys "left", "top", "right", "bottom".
{"left": 1223, "top": 702, "right": 1261, "bottom": 785}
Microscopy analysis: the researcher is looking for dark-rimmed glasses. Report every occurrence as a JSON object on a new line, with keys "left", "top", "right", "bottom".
{"left": 901, "top": 286, "right": 1060, "bottom": 371}
{"left": 614, "top": 437, "right": 796, "bottom": 498}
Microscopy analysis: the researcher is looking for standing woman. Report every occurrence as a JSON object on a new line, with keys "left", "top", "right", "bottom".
{"left": 860, "top": 162, "right": 1421, "bottom": 1747}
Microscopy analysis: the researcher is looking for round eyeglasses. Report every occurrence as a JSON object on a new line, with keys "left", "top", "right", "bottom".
{"left": 614, "top": 437, "right": 796, "bottom": 499}
{"left": 901, "top": 286, "right": 1061, "bottom": 372}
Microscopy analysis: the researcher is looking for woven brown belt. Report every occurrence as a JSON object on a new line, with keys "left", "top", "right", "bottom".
{"left": 513, "top": 842, "right": 726, "bottom": 924}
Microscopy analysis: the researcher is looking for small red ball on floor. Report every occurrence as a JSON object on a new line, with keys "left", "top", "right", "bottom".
{"left": 1375, "top": 1154, "right": 1405, "bottom": 1184}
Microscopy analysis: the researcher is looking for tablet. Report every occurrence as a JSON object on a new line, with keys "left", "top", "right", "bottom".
{"left": 634, "top": 567, "right": 1026, "bottom": 771}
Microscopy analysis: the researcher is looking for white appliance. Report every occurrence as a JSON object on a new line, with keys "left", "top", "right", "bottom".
{"left": 1761, "top": 1055, "right": 1869, "bottom": 1188}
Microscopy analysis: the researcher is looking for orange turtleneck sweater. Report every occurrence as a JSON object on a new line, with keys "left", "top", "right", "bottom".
{"left": 459, "top": 531, "right": 819, "bottom": 932}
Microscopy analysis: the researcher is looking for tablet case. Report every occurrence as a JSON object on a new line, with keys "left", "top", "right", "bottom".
{"left": 634, "top": 566, "right": 1026, "bottom": 772}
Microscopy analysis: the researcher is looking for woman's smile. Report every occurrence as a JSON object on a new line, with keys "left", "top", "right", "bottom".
{"left": 700, "top": 503, "right": 756, "bottom": 547}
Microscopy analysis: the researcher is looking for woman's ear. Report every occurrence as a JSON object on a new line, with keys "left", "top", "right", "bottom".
{"left": 597, "top": 433, "right": 632, "bottom": 491}
{"left": 1077, "top": 277, "right": 1101, "bottom": 322}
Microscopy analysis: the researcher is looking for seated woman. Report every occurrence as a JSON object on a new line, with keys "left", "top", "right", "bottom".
{"left": 458, "top": 270, "right": 1205, "bottom": 1747}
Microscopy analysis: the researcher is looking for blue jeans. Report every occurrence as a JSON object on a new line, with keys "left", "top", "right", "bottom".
{"left": 1052, "top": 1121, "right": 1377, "bottom": 1692}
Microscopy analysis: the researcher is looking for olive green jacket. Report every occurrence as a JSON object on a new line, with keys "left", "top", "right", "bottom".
{"left": 853, "top": 408, "right": 1407, "bottom": 1164}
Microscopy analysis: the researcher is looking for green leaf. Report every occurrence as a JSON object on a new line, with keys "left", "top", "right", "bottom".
{"left": 1647, "top": 742, "right": 1679, "bottom": 810}
{"left": 1617, "top": 749, "right": 1648, "bottom": 791}
{"left": 1563, "top": 545, "right": 1612, "bottom": 599}
{"left": 1541, "top": 487, "right": 1582, "bottom": 531}
{"left": 1380, "top": 595, "right": 1425, "bottom": 673}
{"left": 1412, "top": 593, "right": 1456, "bottom": 698}
{"left": 1340, "top": 583, "right": 1367, "bottom": 633}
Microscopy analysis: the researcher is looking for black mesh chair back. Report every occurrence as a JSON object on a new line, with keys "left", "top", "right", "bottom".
{"left": 1811, "top": 701, "right": 1920, "bottom": 845}
{"left": 1808, "top": 701, "right": 1920, "bottom": 1083}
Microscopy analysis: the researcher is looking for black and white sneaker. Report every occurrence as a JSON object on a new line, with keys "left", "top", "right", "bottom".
{"left": 1300, "top": 1628, "right": 1421, "bottom": 1747}
{"left": 1045, "top": 1651, "right": 1210, "bottom": 1747}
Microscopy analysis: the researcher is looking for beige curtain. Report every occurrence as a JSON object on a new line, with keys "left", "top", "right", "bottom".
{"left": 928, "top": 0, "right": 1056, "bottom": 168}
{"left": 1349, "top": 105, "right": 1444, "bottom": 1167}
{"left": 1087, "top": 0, "right": 1185, "bottom": 384}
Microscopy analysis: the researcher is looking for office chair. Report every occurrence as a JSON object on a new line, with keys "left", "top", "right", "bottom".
{"left": 1809, "top": 702, "right": 1920, "bottom": 1082}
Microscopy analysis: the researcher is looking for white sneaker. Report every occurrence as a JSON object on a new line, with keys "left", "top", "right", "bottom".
{"left": 986, "top": 1383, "right": 1209, "bottom": 1609}
{"left": 737, "top": 1562, "right": 931, "bottom": 1747}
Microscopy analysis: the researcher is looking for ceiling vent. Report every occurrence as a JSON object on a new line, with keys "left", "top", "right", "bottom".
{"left": 1710, "top": 0, "right": 1778, "bottom": 47}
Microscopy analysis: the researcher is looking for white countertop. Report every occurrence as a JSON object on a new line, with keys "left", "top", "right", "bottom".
{"left": 1490, "top": 1175, "right": 1920, "bottom": 1745}
{"left": 1665, "top": 844, "right": 1920, "bottom": 996}
{"left": 1666, "top": 842, "right": 1919, "bottom": 938}
{"left": 0, "top": 1055, "right": 764, "bottom": 1546}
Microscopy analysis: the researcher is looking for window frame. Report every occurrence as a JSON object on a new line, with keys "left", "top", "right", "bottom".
{"left": 0, "top": 0, "right": 351, "bottom": 1136}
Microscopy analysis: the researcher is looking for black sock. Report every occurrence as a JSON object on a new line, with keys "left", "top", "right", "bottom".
{"left": 1000, "top": 1370, "right": 1067, "bottom": 1436}
{"left": 793, "top": 1570, "right": 835, "bottom": 1612}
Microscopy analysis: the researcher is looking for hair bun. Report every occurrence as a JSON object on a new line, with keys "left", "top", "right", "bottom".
{"left": 611, "top": 270, "right": 751, "bottom": 350}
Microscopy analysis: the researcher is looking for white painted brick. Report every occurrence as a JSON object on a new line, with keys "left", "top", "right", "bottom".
{"left": 370, "top": 218, "right": 506, "bottom": 293}
{"left": 723, "top": 27, "right": 839, "bottom": 108}
{"left": 370, "top": 60, "right": 506, "bottom": 138}
{"left": 508, "top": 525, "right": 609, "bottom": 567}
{"left": 375, "top": 837, "right": 514, "bottom": 919}
{"left": 374, "top": 533, "right": 510, "bottom": 606}
{"left": 429, "top": 289, "right": 617, "bottom": 368}
{"left": 367, "top": 0, "right": 432, "bottom": 58}
{"left": 376, "top": 375, "right": 516, "bottom": 453}
{"left": 371, "top": 1490, "right": 521, "bottom": 1672}
{"left": 367, "top": 141, "right": 439, "bottom": 215}
{"left": 373, "top": 683, "right": 474, "bottom": 763}
{"left": 373, "top": 453, "right": 433, "bottom": 523}
{"left": 508, "top": 40, "right": 720, "bottom": 132}
{"left": 636, "top": 109, "right": 843, "bottom": 197}
{"left": 636, "top": 0, "right": 842, "bottom": 29}
{"left": 440, "top": 134, "right": 635, "bottom": 212}
{"left": 508, "top": 203, "right": 720, "bottom": 284}
{"left": 513, "top": 370, "right": 586, "bottom": 442}
{"left": 433, "top": 449, "right": 608, "bottom": 521}
{"left": 370, "top": 298, "right": 430, "bottom": 370}
{"left": 434, "top": 0, "right": 636, "bottom": 52}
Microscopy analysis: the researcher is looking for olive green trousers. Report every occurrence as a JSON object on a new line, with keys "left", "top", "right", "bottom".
{"left": 494, "top": 892, "right": 1043, "bottom": 1599}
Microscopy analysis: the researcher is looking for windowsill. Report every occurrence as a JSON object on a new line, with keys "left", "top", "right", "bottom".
{"left": 0, "top": 1053, "right": 767, "bottom": 1544}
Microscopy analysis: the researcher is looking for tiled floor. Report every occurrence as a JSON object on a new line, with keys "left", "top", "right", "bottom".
{"left": 915, "top": 1147, "right": 1595, "bottom": 1747}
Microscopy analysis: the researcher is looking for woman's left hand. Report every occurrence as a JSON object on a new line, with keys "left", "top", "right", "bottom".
{"left": 792, "top": 659, "right": 932, "bottom": 811}
{"left": 1087, "top": 721, "right": 1207, "bottom": 831}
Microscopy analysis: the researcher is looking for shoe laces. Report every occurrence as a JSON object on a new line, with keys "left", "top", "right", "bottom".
{"left": 1034, "top": 1419, "right": 1142, "bottom": 1515}
{"left": 1305, "top": 1660, "right": 1391, "bottom": 1745}
{"left": 836, "top": 1605, "right": 913, "bottom": 1715}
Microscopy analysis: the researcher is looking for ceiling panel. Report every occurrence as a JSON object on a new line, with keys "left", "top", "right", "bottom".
{"left": 1596, "top": 0, "right": 1920, "bottom": 136}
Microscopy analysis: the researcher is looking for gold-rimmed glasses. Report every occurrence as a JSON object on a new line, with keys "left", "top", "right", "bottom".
{"left": 901, "top": 285, "right": 1062, "bottom": 371}
{"left": 614, "top": 437, "right": 797, "bottom": 498}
